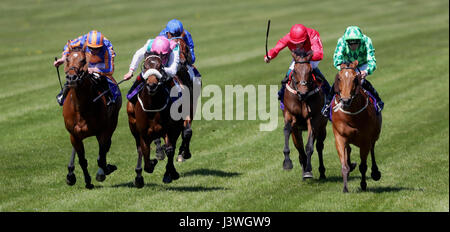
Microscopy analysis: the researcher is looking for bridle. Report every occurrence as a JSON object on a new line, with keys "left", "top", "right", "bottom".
{"left": 333, "top": 66, "right": 368, "bottom": 115}
{"left": 287, "top": 60, "right": 320, "bottom": 102}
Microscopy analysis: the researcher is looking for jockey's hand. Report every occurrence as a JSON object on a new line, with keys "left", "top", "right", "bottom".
{"left": 88, "top": 67, "right": 101, "bottom": 74}
{"left": 264, "top": 56, "right": 271, "bottom": 63}
{"left": 360, "top": 70, "right": 368, "bottom": 79}
{"left": 123, "top": 71, "right": 133, "bottom": 80}
{"left": 53, "top": 56, "right": 66, "bottom": 67}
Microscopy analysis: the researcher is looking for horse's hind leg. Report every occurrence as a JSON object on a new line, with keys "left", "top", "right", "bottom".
{"left": 370, "top": 144, "right": 381, "bottom": 181}
{"left": 95, "top": 136, "right": 117, "bottom": 182}
{"left": 154, "top": 138, "right": 166, "bottom": 161}
{"left": 66, "top": 147, "right": 77, "bottom": 186}
{"left": 71, "top": 135, "right": 93, "bottom": 189}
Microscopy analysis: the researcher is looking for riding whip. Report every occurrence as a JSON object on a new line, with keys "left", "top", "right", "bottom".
{"left": 265, "top": 19, "right": 271, "bottom": 59}
{"left": 54, "top": 57, "right": 63, "bottom": 91}
{"left": 93, "top": 78, "right": 126, "bottom": 103}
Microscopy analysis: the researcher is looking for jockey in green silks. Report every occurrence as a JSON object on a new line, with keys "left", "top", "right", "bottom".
{"left": 321, "top": 26, "right": 384, "bottom": 117}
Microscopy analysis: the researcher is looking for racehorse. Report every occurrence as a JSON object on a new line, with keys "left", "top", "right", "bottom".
{"left": 62, "top": 45, "right": 121, "bottom": 189}
{"left": 127, "top": 54, "right": 183, "bottom": 188}
{"left": 164, "top": 34, "right": 198, "bottom": 162}
{"left": 331, "top": 60, "right": 382, "bottom": 193}
{"left": 282, "top": 50, "right": 328, "bottom": 180}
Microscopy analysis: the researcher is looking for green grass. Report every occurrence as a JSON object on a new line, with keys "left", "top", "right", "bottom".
{"left": 0, "top": 0, "right": 448, "bottom": 211}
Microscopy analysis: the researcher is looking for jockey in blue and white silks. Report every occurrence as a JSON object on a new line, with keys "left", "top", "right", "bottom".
{"left": 159, "top": 19, "right": 196, "bottom": 65}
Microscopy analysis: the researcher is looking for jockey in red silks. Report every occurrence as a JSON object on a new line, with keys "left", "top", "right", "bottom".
{"left": 264, "top": 24, "right": 331, "bottom": 109}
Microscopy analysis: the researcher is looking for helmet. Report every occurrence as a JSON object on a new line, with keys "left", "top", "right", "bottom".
{"left": 151, "top": 36, "right": 171, "bottom": 54}
{"left": 343, "top": 26, "right": 364, "bottom": 42}
{"left": 165, "top": 19, "right": 184, "bottom": 37}
{"left": 289, "top": 24, "right": 308, "bottom": 44}
{"left": 86, "top": 30, "right": 104, "bottom": 48}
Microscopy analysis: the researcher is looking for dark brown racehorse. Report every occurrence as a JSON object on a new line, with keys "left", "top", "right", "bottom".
{"left": 331, "top": 60, "right": 382, "bottom": 193}
{"left": 166, "top": 34, "right": 197, "bottom": 162}
{"left": 62, "top": 45, "right": 121, "bottom": 189}
{"left": 282, "top": 50, "right": 328, "bottom": 180}
{"left": 127, "top": 54, "right": 183, "bottom": 188}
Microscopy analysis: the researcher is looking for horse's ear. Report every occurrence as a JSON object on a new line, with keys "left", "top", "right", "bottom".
{"left": 351, "top": 60, "right": 359, "bottom": 68}
{"left": 68, "top": 40, "right": 73, "bottom": 52}
{"left": 291, "top": 51, "right": 298, "bottom": 61}
{"left": 82, "top": 42, "right": 87, "bottom": 52}
{"left": 339, "top": 63, "right": 347, "bottom": 69}
{"left": 334, "top": 73, "right": 340, "bottom": 92}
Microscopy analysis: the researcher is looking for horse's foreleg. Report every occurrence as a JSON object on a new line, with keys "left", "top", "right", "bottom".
{"left": 304, "top": 119, "right": 315, "bottom": 179}
{"left": 346, "top": 145, "right": 357, "bottom": 173}
{"left": 66, "top": 147, "right": 77, "bottom": 186}
{"left": 70, "top": 135, "right": 93, "bottom": 189}
{"left": 370, "top": 144, "right": 381, "bottom": 181}
{"left": 291, "top": 128, "right": 307, "bottom": 180}
{"left": 95, "top": 136, "right": 117, "bottom": 182}
{"left": 141, "top": 136, "right": 157, "bottom": 174}
{"left": 163, "top": 134, "right": 180, "bottom": 184}
{"left": 334, "top": 133, "right": 349, "bottom": 193}
{"left": 154, "top": 137, "right": 166, "bottom": 161}
{"left": 177, "top": 121, "right": 192, "bottom": 162}
{"left": 134, "top": 134, "right": 144, "bottom": 188}
{"left": 283, "top": 121, "right": 293, "bottom": 170}
{"left": 316, "top": 126, "right": 326, "bottom": 180}
{"left": 359, "top": 145, "right": 369, "bottom": 191}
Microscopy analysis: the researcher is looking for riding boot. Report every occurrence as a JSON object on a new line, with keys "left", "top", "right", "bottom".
{"left": 362, "top": 79, "right": 384, "bottom": 111}
{"left": 321, "top": 82, "right": 335, "bottom": 118}
{"left": 312, "top": 67, "right": 331, "bottom": 95}
{"left": 56, "top": 82, "right": 69, "bottom": 106}
{"left": 99, "top": 76, "right": 114, "bottom": 106}
{"left": 278, "top": 71, "right": 291, "bottom": 101}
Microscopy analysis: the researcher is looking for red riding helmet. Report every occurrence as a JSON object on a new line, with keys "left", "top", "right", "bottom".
{"left": 289, "top": 24, "right": 308, "bottom": 44}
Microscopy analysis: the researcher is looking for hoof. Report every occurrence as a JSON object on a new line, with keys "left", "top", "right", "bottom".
{"left": 66, "top": 173, "right": 76, "bottom": 186}
{"left": 360, "top": 181, "right": 367, "bottom": 191}
{"left": 85, "top": 183, "right": 94, "bottom": 189}
{"left": 134, "top": 176, "right": 144, "bottom": 188}
{"left": 105, "top": 164, "right": 117, "bottom": 175}
{"left": 170, "top": 171, "right": 180, "bottom": 180}
{"left": 303, "top": 171, "right": 313, "bottom": 180}
{"left": 343, "top": 187, "right": 348, "bottom": 193}
{"left": 349, "top": 162, "right": 357, "bottom": 172}
{"left": 96, "top": 173, "right": 106, "bottom": 182}
{"left": 177, "top": 154, "right": 185, "bottom": 162}
{"left": 283, "top": 159, "right": 293, "bottom": 170}
{"left": 182, "top": 150, "right": 191, "bottom": 160}
{"left": 371, "top": 170, "right": 381, "bottom": 181}
{"left": 163, "top": 174, "right": 172, "bottom": 184}
{"left": 144, "top": 159, "right": 158, "bottom": 173}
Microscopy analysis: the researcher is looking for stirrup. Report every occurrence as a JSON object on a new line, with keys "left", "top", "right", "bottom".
{"left": 56, "top": 94, "right": 64, "bottom": 106}
{"left": 321, "top": 104, "right": 330, "bottom": 117}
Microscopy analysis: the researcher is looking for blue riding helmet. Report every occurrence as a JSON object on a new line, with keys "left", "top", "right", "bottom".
{"left": 166, "top": 19, "right": 184, "bottom": 37}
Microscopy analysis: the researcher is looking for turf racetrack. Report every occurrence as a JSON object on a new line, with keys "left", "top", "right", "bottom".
{"left": 0, "top": 0, "right": 448, "bottom": 211}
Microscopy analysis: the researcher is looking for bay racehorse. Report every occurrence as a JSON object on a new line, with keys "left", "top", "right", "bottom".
{"left": 156, "top": 34, "right": 197, "bottom": 163}
{"left": 62, "top": 45, "right": 121, "bottom": 189}
{"left": 331, "top": 60, "right": 382, "bottom": 192}
{"left": 127, "top": 54, "right": 183, "bottom": 188}
{"left": 282, "top": 50, "right": 328, "bottom": 180}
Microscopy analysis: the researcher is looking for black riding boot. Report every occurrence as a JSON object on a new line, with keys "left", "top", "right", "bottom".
{"left": 278, "top": 73, "right": 290, "bottom": 101}
{"left": 362, "top": 79, "right": 384, "bottom": 111}
{"left": 321, "top": 82, "right": 335, "bottom": 118}
{"left": 97, "top": 76, "right": 114, "bottom": 105}
{"left": 56, "top": 82, "right": 69, "bottom": 106}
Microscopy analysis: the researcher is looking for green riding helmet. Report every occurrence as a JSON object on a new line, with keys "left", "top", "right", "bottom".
{"left": 343, "top": 26, "right": 364, "bottom": 43}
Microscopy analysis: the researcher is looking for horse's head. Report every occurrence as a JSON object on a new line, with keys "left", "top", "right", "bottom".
{"left": 291, "top": 49, "right": 314, "bottom": 96}
{"left": 168, "top": 33, "right": 191, "bottom": 65}
{"left": 335, "top": 60, "right": 362, "bottom": 108}
{"left": 141, "top": 54, "right": 166, "bottom": 95}
{"left": 64, "top": 44, "right": 88, "bottom": 87}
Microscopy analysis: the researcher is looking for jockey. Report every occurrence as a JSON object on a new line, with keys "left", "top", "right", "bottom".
{"left": 159, "top": 19, "right": 201, "bottom": 82}
{"left": 123, "top": 35, "right": 179, "bottom": 103}
{"left": 264, "top": 24, "right": 331, "bottom": 109}
{"left": 321, "top": 26, "right": 384, "bottom": 117}
{"left": 54, "top": 30, "right": 117, "bottom": 106}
